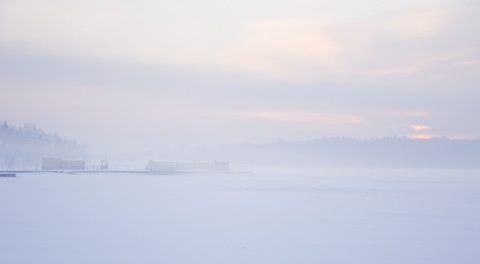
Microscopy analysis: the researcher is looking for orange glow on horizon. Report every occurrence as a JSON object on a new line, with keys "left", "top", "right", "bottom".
{"left": 408, "top": 134, "right": 435, "bottom": 139}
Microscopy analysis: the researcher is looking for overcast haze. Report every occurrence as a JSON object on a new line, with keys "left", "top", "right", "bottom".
{"left": 1, "top": 0, "right": 479, "bottom": 154}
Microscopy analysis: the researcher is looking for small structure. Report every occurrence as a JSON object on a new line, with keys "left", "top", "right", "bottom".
{"left": 41, "top": 158, "right": 85, "bottom": 171}
{"left": 85, "top": 160, "right": 109, "bottom": 171}
{"left": 146, "top": 160, "right": 229, "bottom": 173}
{"left": 100, "top": 160, "right": 109, "bottom": 170}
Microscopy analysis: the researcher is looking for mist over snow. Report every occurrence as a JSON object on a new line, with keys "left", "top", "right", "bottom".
{"left": 2, "top": 1, "right": 480, "bottom": 263}
{"left": 5, "top": 120, "right": 479, "bottom": 170}
{"left": 136, "top": 137, "right": 480, "bottom": 169}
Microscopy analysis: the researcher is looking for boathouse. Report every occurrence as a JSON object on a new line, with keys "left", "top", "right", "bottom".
{"left": 41, "top": 158, "right": 85, "bottom": 170}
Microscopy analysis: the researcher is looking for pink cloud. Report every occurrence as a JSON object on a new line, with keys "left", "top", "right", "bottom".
{"left": 237, "top": 111, "right": 366, "bottom": 125}
{"left": 410, "top": 125, "right": 431, "bottom": 131}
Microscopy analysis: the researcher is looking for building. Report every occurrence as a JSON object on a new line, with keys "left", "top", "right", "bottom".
{"left": 146, "top": 160, "right": 229, "bottom": 173}
{"left": 41, "top": 158, "right": 85, "bottom": 170}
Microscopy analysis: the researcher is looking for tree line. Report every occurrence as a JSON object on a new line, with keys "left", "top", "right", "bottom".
{"left": 191, "top": 137, "right": 480, "bottom": 169}
{"left": 0, "top": 121, "right": 86, "bottom": 170}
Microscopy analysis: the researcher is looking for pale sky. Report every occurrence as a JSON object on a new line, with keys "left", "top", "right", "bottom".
{"left": 1, "top": 0, "right": 479, "bottom": 154}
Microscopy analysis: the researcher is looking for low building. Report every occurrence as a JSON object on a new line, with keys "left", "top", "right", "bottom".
{"left": 41, "top": 158, "right": 85, "bottom": 170}
{"left": 146, "top": 160, "right": 229, "bottom": 173}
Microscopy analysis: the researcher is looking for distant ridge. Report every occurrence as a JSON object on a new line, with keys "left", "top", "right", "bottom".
{"left": 188, "top": 137, "right": 480, "bottom": 169}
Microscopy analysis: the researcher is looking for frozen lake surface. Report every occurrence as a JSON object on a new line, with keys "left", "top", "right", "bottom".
{"left": 1, "top": 167, "right": 480, "bottom": 264}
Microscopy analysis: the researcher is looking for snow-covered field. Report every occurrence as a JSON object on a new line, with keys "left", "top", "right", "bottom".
{"left": 1, "top": 167, "right": 480, "bottom": 264}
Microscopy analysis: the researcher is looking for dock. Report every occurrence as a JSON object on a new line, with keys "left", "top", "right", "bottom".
{"left": 0, "top": 173, "right": 16, "bottom": 177}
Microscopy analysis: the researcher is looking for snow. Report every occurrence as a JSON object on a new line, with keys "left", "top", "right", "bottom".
{"left": 1, "top": 167, "right": 480, "bottom": 264}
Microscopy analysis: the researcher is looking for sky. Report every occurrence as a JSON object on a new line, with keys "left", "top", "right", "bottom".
{"left": 1, "top": 0, "right": 479, "bottom": 154}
